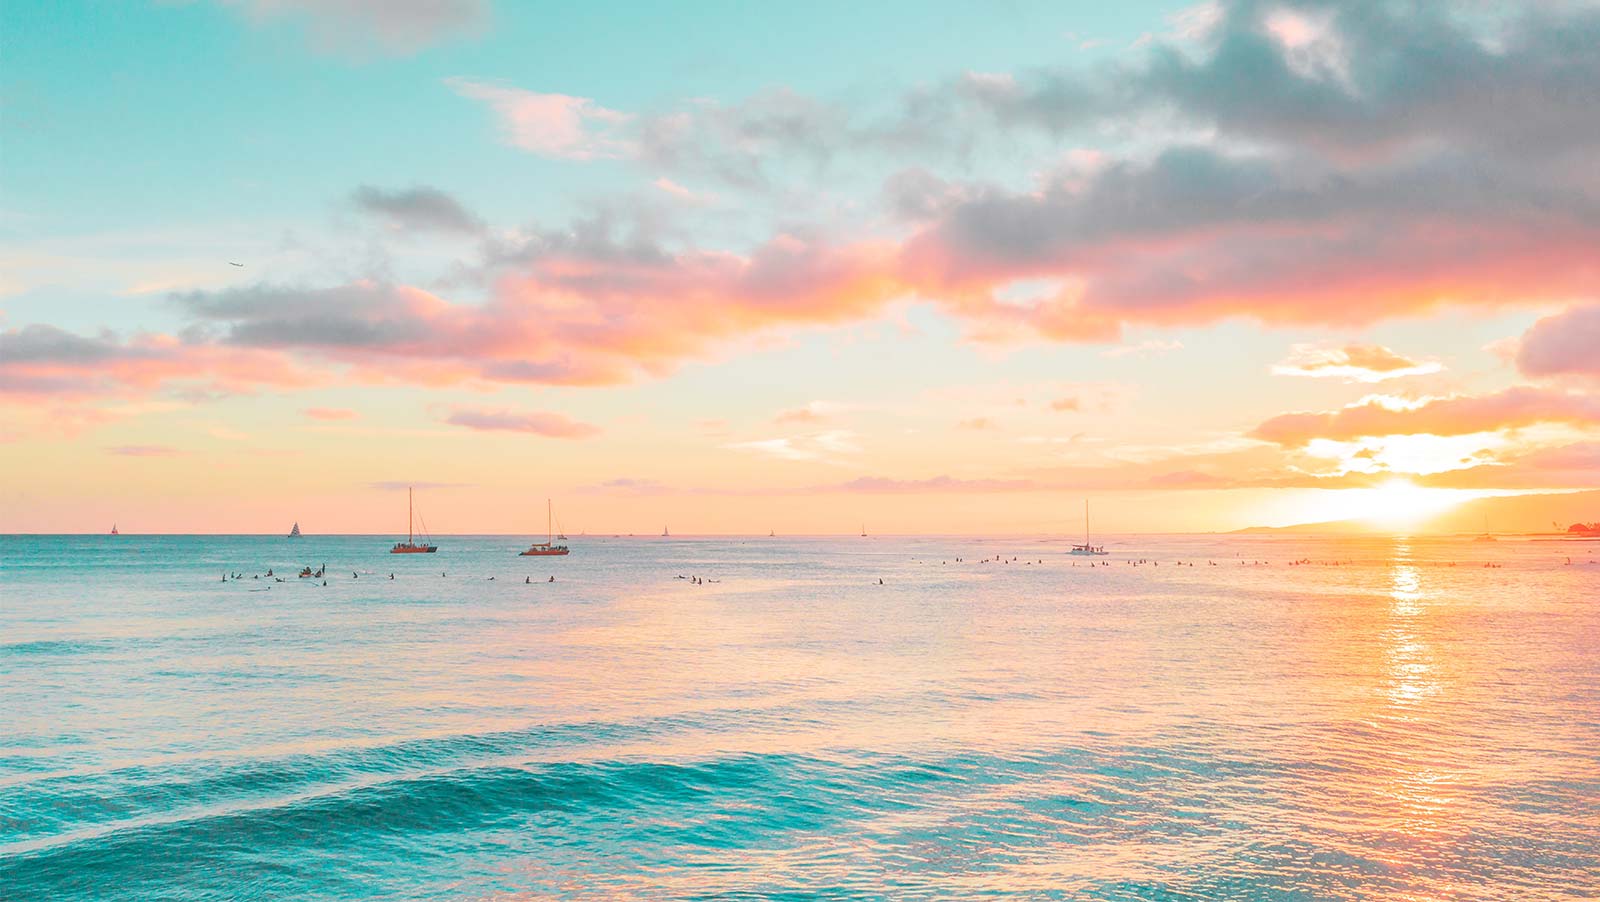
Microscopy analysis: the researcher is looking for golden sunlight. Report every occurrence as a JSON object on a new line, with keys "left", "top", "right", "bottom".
{"left": 1300, "top": 479, "right": 1480, "bottom": 530}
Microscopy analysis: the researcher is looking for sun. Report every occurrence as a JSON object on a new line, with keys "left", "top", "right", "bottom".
{"left": 1361, "top": 478, "right": 1464, "bottom": 528}
{"left": 1271, "top": 478, "right": 1479, "bottom": 531}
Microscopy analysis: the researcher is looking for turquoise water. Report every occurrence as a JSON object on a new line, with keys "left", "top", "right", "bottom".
{"left": 3, "top": 534, "right": 1598, "bottom": 899}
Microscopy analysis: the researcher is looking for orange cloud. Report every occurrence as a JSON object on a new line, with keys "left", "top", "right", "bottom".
{"left": 1272, "top": 343, "right": 1441, "bottom": 382}
{"left": 1252, "top": 387, "right": 1600, "bottom": 447}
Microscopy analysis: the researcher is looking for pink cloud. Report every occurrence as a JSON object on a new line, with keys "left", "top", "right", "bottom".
{"left": 224, "top": 0, "right": 486, "bottom": 54}
{"left": 302, "top": 407, "right": 359, "bottom": 420}
{"left": 443, "top": 407, "right": 601, "bottom": 438}
{"left": 1517, "top": 304, "right": 1600, "bottom": 381}
{"left": 446, "top": 79, "right": 632, "bottom": 159}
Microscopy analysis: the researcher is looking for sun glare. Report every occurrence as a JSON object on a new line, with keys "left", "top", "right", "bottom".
{"left": 1362, "top": 478, "right": 1464, "bottom": 527}
{"left": 1273, "top": 478, "right": 1480, "bottom": 531}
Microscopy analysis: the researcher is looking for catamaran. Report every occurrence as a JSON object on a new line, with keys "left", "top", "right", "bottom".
{"left": 390, "top": 486, "right": 438, "bottom": 553}
{"left": 520, "top": 499, "right": 570, "bottom": 556}
{"left": 1068, "top": 500, "right": 1108, "bottom": 555}
{"left": 1474, "top": 512, "right": 1496, "bottom": 542}
{"left": 287, "top": 522, "right": 301, "bottom": 538}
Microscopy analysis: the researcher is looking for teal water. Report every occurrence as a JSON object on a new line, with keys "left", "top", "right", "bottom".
{"left": 3, "top": 534, "right": 1598, "bottom": 899}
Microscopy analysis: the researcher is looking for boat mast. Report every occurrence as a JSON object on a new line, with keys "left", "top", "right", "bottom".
{"left": 547, "top": 498, "right": 553, "bottom": 544}
{"left": 408, "top": 486, "right": 414, "bottom": 545}
{"left": 1085, "top": 499, "right": 1089, "bottom": 546}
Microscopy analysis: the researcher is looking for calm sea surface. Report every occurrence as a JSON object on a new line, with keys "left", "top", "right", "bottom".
{"left": 3, "top": 534, "right": 1597, "bottom": 900}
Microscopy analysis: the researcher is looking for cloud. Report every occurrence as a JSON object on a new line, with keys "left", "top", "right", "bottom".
{"left": 108, "top": 445, "right": 181, "bottom": 457}
{"left": 3, "top": 226, "right": 913, "bottom": 409}
{"left": 726, "top": 430, "right": 860, "bottom": 463}
{"left": 1272, "top": 343, "right": 1442, "bottom": 382}
{"left": 1049, "top": 397, "right": 1081, "bottom": 412}
{"left": 368, "top": 480, "right": 470, "bottom": 491}
{"left": 351, "top": 185, "right": 483, "bottom": 234}
{"left": 899, "top": 144, "right": 1600, "bottom": 341}
{"left": 220, "top": 0, "right": 487, "bottom": 54}
{"left": 443, "top": 407, "right": 601, "bottom": 438}
{"left": 958, "top": 417, "right": 997, "bottom": 431}
{"left": 1517, "top": 304, "right": 1600, "bottom": 381}
{"left": 446, "top": 79, "right": 632, "bottom": 159}
{"left": 0, "top": 324, "right": 320, "bottom": 401}
{"left": 302, "top": 407, "right": 358, "bottom": 420}
{"left": 774, "top": 407, "right": 824, "bottom": 425}
{"left": 824, "top": 475, "right": 1037, "bottom": 493}
{"left": 1252, "top": 387, "right": 1600, "bottom": 447}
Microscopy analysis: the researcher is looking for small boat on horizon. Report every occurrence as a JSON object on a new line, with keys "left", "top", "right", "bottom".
{"left": 1474, "top": 513, "right": 1496, "bottom": 542}
{"left": 390, "top": 486, "right": 438, "bottom": 554}
{"left": 110, "top": 524, "right": 118, "bottom": 535}
{"left": 1069, "top": 500, "right": 1109, "bottom": 556}
{"left": 662, "top": 526, "right": 670, "bottom": 537}
{"left": 520, "top": 499, "right": 570, "bottom": 556}
{"left": 288, "top": 522, "right": 301, "bottom": 539}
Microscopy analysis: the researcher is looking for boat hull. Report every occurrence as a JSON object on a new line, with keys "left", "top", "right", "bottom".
{"left": 390, "top": 544, "right": 437, "bottom": 554}
{"left": 519, "top": 550, "right": 569, "bottom": 556}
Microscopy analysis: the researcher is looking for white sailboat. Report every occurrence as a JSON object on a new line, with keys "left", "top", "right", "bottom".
{"left": 1069, "top": 500, "right": 1108, "bottom": 555}
{"left": 288, "top": 522, "right": 301, "bottom": 538}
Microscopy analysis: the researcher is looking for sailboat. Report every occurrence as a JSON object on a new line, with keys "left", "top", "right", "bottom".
{"left": 1068, "top": 500, "right": 1108, "bottom": 555}
{"left": 1474, "top": 512, "right": 1496, "bottom": 542}
{"left": 520, "top": 499, "right": 570, "bottom": 556}
{"left": 287, "top": 522, "right": 301, "bottom": 538}
{"left": 110, "top": 524, "right": 118, "bottom": 535}
{"left": 389, "top": 486, "right": 438, "bottom": 553}
{"left": 860, "top": 524, "right": 867, "bottom": 537}
{"left": 662, "top": 526, "right": 670, "bottom": 537}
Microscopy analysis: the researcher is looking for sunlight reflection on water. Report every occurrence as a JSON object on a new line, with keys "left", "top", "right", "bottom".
{"left": 2, "top": 533, "right": 1597, "bottom": 900}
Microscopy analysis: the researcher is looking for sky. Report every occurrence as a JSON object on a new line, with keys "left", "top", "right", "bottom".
{"left": 3, "top": 0, "right": 1599, "bottom": 535}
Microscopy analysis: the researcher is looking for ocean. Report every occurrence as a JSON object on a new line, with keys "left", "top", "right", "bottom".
{"left": 3, "top": 534, "right": 1597, "bottom": 900}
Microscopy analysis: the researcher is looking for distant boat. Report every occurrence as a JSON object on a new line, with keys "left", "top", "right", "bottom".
{"left": 1068, "top": 500, "right": 1108, "bottom": 555}
{"left": 287, "top": 522, "right": 301, "bottom": 538}
{"left": 1474, "top": 513, "right": 1496, "bottom": 542}
{"left": 663, "top": 526, "right": 670, "bottom": 537}
{"left": 770, "top": 529, "right": 776, "bottom": 537}
{"left": 390, "top": 486, "right": 438, "bottom": 553}
{"left": 861, "top": 524, "right": 867, "bottom": 537}
{"left": 110, "top": 524, "right": 118, "bottom": 535}
{"left": 520, "top": 499, "right": 570, "bottom": 556}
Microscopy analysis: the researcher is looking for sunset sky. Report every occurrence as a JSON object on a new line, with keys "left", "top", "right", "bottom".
{"left": 3, "top": 0, "right": 1599, "bottom": 534}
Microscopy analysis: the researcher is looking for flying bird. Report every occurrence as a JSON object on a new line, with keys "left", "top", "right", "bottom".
{"left": 228, "top": 261, "right": 244, "bottom": 267}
